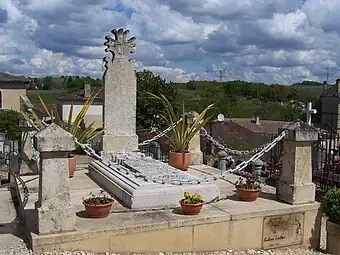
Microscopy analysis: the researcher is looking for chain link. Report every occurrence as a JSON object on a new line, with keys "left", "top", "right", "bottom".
{"left": 201, "top": 127, "right": 281, "bottom": 156}
{"left": 138, "top": 118, "right": 183, "bottom": 146}
{"left": 24, "top": 112, "right": 288, "bottom": 186}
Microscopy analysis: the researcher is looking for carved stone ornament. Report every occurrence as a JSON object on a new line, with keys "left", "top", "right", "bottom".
{"left": 103, "top": 28, "right": 136, "bottom": 78}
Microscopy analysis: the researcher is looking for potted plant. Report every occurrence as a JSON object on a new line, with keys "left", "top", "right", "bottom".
{"left": 324, "top": 188, "right": 340, "bottom": 254}
{"left": 235, "top": 177, "right": 261, "bottom": 202}
{"left": 21, "top": 89, "right": 104, "bottom": 178}
{"left": 149, "top": 92, "right": 214, "bottom": 170}
{"left": 180, "top": 191, "right": 204, "bottom": 215}
{"left": 82, "top": 190, "right": 114, "bottom": 218}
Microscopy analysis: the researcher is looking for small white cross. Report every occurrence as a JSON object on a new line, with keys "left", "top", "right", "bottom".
{"left": 305, "top": 102, "right": 317, "bottom": 126}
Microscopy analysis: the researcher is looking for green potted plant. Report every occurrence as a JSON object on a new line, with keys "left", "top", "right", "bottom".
{"left": 21, "top": 89, "right": 104, "bottom": 178}
{"left": 180, "top": 191, "right": 204, "bottom": 215}
{"left": 149, "top": 92, "right": 214, "bottom": 170}
{"left": 235, "top": 177, "right": 261, "bottom": 202}
{"left": 83, "top": 190, "right": 114, "bottom": 218}
{"left": 324, "top": 188, "right": 340, "bottom": 254}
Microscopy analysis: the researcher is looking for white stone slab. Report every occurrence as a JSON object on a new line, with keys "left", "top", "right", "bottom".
{"left": 88, "top": 157, "right": 220, "bottom": 209}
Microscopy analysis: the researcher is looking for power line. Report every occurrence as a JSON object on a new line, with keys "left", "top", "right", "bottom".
{"left": 217, "top": 69, "right": 226, "bottom": 82}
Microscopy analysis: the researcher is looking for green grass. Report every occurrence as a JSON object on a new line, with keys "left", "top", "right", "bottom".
{"left": 26, "top": 89, "right": 68, "bottom": 105}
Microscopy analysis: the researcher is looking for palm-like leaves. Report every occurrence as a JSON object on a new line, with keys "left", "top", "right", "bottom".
{"left": 148, "top": 92, "right": 214, "bottom": 152}
{"left": 21, "top": 89, "right": 104, "bottom": 145}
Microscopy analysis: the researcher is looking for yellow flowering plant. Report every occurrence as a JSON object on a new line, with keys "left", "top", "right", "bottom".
{"left": 182, "top": 191, "right": 203, "bottom": 204}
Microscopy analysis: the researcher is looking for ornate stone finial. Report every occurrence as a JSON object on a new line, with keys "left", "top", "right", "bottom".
{"left": 104, "top": 28, "right": 136, "bottom": 58}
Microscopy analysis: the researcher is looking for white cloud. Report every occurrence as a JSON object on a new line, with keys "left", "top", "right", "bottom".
{"left": 1, "top": 0, "right": 340, "bottom": 84}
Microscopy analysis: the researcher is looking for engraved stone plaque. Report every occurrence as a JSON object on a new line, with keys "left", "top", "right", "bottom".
{"left": 262, "top": 213, "right": 304, "bottom": 249}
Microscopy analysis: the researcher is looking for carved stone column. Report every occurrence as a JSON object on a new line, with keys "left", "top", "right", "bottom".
{"left": 102, "top": 28, "right": 139, "bottom": 156}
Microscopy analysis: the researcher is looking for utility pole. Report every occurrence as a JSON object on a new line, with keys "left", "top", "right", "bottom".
{"left": 327, "top": 67, "right": 329, "bottom": 84}
{"left": 217, "top": 69, "right": 226, "bottom": 82}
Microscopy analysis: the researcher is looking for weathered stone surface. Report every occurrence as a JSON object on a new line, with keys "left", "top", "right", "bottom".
{"left": 89, "top": 155, "right": 220, "bottom": 209}
{"left": 187, "top": 111, "right": 203, "bottom": 165}
{"left": 262, "top": 213, "right": 304, "bottom": 249}
{"left": 102, "top": 28, "right": 138, "bottom": 155}
{"left": 34, "top": 124, "right": 75, "bottom": 153}
{"left": 34, "top": 125, "right": 76, "bottom": 235}
{"left": 36, "top": 206, "right": 76, "bottom": 235}
{"left": 280, "top": 122, "right": 318, "bottom": 142}
{"left": 326, "top": 220, "right": 340, "bottom": 254}
{"left": 277, "top": 122, "right": 318, "bottom": 205}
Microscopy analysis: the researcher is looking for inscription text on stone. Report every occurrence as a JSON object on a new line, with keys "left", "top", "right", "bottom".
{"left": 262, "top": 213, "right": 304, "bottom": 249}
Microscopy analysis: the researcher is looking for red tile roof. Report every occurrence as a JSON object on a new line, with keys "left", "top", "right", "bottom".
{"left": 0, "top": 72, "right": 28, "bottom": 82}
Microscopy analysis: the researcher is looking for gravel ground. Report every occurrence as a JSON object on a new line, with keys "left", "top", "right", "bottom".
{"left": 0, "top": 217, "right": 330, "bottom": 255}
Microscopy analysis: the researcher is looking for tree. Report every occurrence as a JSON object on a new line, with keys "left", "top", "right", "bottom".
{"left": 136, "top": 70, "right": 177, "bottom": 130}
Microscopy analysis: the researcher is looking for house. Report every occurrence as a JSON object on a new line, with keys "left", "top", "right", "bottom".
{"left": 0, "top": 72, "right": 28, "bottom": 111}
{"left": 320, "top": 79, "right": 340, "bottom": 132}
{"left": 58, "top": 83, "right": 103, "bottom": 127}
{"left": 202, "top": 116, "right": 290, "bottom": 151}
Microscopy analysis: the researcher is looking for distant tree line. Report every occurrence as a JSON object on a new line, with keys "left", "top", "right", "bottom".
{"left": 26, "top": 72, "right": 325, "bottom": 130}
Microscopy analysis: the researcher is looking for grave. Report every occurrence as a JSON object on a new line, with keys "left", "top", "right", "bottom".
{"left": 89, "top": 153, "right": 220, "bottom": 209}
{"left": 13, "top": 27, "right": 321, "bottom": 253}
{"left": 89, "top": 28, "right": 220, "bottom": 209}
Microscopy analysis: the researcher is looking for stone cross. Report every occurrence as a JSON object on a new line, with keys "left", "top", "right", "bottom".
{"left": 304, "top": 102, "right": 317, "bottom": 126}
{"left": 102, "top": 28, "right": 138, "bottom": 156}
{"left": 34, "top": 124, "right": 76, "bottom": 235}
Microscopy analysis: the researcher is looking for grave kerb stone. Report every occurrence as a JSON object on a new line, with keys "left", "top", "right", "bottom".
{"left": 88, "top": 153, "right": 220, "bottom": 209}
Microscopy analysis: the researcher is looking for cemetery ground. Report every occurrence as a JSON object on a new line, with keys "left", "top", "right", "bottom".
{"left": 0, "top": 155, "right": 326, "bottom": 255}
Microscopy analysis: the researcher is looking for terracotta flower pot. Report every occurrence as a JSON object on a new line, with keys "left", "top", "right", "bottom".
{"left": 180, "top": 199, "right": 203, "bottom": 215}
{"left": 236, "top": 187, "right": 261, "bottom": 202}
{"left": 68, "top": 156, "right": 76, "bottom": 178}
{"left": 169, "top": 151, "right": 191, "bottom": 171}
{"left": 83, "top": 199, "right": 114, "bottom": 218}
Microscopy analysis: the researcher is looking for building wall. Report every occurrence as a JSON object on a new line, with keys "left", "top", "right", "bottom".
{"left": 0, "top": 89, "right": 26, "bottom": 112}
{"left": 61, "top": 104, "right": 103, "bottom": 127}
{"left": 321, "top": 97, "right": 339, "bottom": 130}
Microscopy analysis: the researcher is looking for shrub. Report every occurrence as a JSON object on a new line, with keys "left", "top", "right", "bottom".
{"left": 0, "top": 110, "right": 22, "bottom": 141}
{"left": 324, "top": 188, "right": 340, "bottom": 225}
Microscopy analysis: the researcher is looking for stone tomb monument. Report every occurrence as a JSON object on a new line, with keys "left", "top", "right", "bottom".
{"left": 89, "top": 28, "right": 220, "bottom": 209}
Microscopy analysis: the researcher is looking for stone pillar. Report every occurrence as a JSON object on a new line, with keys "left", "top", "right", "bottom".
{"left": 34, "top": 124, "right": 76, "bottom": 235}
{"left": 251, "top": 158, "right": 263, "bottom": 180}
{"left": 217, "top": 150, "right": 228, "bottom": 171}
{"left": 276, "top": 122, "right": 318, "bottom": 205}
{"left": 102, "top": 28, "right": 138, "bottom": 156}
{"left": 9, "top": 151, "right": 19, "bottom": 185}
{"left": 187, "top": 111, "right": 203, "bottom": 165}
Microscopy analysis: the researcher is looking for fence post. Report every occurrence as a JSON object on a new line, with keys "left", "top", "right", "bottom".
{"left": 34, "top": 124, "right": 76, "bottom": 234}
{"left": 252, "top": 159, "right": 263, "bottom": 180}
{"left": 217, "top": 150, "right": 228, "bottom": 171}
{"left": 277, "top": 122, "right": 318, "bottom": 204}
{"left": 150, "top": 141, "right": 161, "bottom": 160}
{"left": 9, "top": 151, "right": 19, "bottom": 185}
{"left": 187, "top": 111, "right": 203, "bottom": 165}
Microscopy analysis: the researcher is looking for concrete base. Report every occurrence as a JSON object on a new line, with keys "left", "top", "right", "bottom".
{"left": 88, "top": 159, "right": 220, "bottom": 209}
{"left": 102, "top": 134, "right": 138, "bottom": 155}
{"left": 326, "top": 220, "right": 340, "bottom": 254}
{"left": 35, "top": 206, "right": 76, "bottom": 235}
{"left": 277, "top": 181, "right": 316, "bottom": 205}
{"left": 14, "top": 164, "right": 322, "bottom": 254}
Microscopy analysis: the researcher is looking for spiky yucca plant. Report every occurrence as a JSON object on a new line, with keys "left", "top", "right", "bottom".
{"left": 21, "top": 89, "right": 104, "bottom": 145}
{"left": 148, "top": 92, "right": 214, "bottom": 153}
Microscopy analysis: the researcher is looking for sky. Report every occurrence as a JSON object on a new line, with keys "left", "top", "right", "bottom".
{"left": 1, "top": 0, "right": 340, "bottom": 84}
